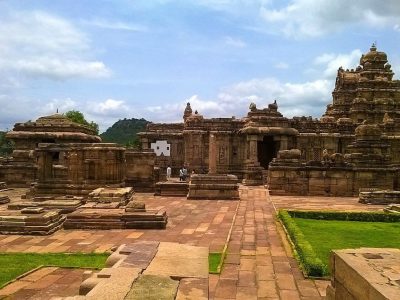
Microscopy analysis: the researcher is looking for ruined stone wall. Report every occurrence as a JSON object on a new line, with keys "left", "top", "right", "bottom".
{"left": 125, "top": 151, "right": 155, "bottom": 192}
{"left": 0, "top": 163, "right": 36, "bottom": 187}
{"left": 296, "top": 134, "right": 354, "bottom": 162}
{"left": 32, "top": 143, "right": 126, "bottom": 196}
{"left": 268, "top": 164, "right": 396, "bottom": 196}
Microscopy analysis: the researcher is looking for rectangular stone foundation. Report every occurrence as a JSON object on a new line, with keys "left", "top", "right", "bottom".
{"left": 187, "top": 174, "right": 239, "bottom": 200}
{"left": 64, "top": 208, "right": 168, "bottom": 230}
{"left": 326, "top": 248, "right": 400, "bottom": 300}
{"left": 8, "top": 199, "right": 83, "bottom": 213}
{"left": 359, "top": 190, "right": 400, "bottom": 205}
{"left": 154, "top": 182, "right": 189, "bottom": 197}
{"left": 0, "top": 210, "right": 66, "bottom": 235}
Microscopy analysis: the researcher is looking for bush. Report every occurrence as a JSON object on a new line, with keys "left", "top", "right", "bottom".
{"left": 278, "top": 210, "right": 327, "bottom": 277}
{"left": 286, "top": 210, "right": 400, "bottom": 222}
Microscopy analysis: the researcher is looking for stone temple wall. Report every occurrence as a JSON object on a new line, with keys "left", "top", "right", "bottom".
{"left": 268, "top": 164, "right": 396, "bottom": 196}
{"left": 125, "top": 150, "right": 156, "bottom": 192}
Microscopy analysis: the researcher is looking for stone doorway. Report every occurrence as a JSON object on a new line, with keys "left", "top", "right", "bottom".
{"left": 257, "top": 136, "right": 277, "bottom": 169}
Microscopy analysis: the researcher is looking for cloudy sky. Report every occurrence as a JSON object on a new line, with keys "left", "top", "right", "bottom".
{"left": 1, "top": 0, "right": 400, "bottom": 132}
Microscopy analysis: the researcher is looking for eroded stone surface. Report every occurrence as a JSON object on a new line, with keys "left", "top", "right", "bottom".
{"left": 124, "top": 275, "right": 179, "bottom": 300}
{"left": 144, "top": 242, "right": 209, "bottom": 279}
{"left": 327, "top": 248, "right": 400, "bottom": 300}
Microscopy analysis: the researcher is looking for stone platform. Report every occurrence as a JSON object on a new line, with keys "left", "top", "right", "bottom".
{"left": 64, "top": 207, "right": 167, "bottom": 230}
{"left": 384, "top": 204, "right": 400, "bottom": 214}
{"left": 187, "top": 174, "right": 239, "bottom": 200}
{"left": 326, "top": 248, "right": 400, "bottom": 300}
{"left": 8, "top": 198, "right": 83, "bottom": 213}
{"left": 0, "top": 195, "right": 10, "bottom": 204}
{"left": 154, "top": 181, "right": 189, "bottom": 197}
{"left": 54, "top": 242, "right": 209, "bottom": 300}
{"left": 88, "top": 187, "right": 134, "bottom": 205}
{"left": 0, "top": 208, "right": 65, "bottom": 235}
{"left": 359, "top": 190, "right": 400, "bottom": 205}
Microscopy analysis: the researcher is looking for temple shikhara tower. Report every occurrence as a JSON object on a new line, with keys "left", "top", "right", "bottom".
{"left": 139, "top": 44, "right": 400, "bottom": 196}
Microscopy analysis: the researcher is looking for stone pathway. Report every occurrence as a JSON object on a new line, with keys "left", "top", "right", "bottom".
{"left": 1, "top": 187, "right": 384, "bottom": 299}
{"left": 211, "top": 187, "right": 328, "bottom": 300}
{"left": 0, "top": 267, "right": 88, "bottom": 299}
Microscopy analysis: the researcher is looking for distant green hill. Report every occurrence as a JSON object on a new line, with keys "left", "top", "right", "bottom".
{"left": 0, "top": 131, "right": 14, "bottom": 156}
{"left": 100, "top": 118, "right": 150, "bottom": 146}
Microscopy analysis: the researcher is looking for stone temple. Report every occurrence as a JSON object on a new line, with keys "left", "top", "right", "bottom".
{"left": 1, "top": 44, "right": 400, "bottom": 300}
{"left": 139, "top": 44, "right": 400, "bottom": 197}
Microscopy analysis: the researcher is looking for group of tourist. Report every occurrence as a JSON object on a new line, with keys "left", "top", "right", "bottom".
{"left": 166, "top": 165, "right": 189, "bottom": 181}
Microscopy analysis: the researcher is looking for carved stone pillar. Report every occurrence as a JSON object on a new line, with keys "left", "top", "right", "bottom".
{"left": 208, "top": 133, "right": 217, "bottom": 174}
{"left": 243, "top": 134, "right": 264, "bottom": 186}
{"left": 280, "top": 136, "right": 288, "bottom": 151}
{"left": 248, "top": 135, "right": 258, "bottom": 163}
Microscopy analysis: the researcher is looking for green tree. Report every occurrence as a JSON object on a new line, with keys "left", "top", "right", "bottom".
{"left": 0, "top": 131, "right": 14, "bottom": 156}
{"left": 64, "top": 110, "right": 99, "bottom": 134}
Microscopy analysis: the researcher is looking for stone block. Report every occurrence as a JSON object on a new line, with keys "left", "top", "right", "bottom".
{"left": 326, "top": 248, "right": 400, "bottom": 300}
{"left": 144, "top": 242, "right": 209, "bottom": 279}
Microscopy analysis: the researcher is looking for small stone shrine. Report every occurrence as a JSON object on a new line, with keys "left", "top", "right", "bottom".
{"left": 0, "top": 113, "right": 100, "bottom": 186}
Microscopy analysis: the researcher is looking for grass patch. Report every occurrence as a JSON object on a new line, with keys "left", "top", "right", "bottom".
{"left": 278, "top": 209, "right": 400, "bottom": 277}
{"left": 209, "top": 252, "right": 223, "bottom": 274}
{"left": 0, "top": 252, "right": 109, "bottom": 288}
{"left": 293, "top": 218, "right": 400, "bottom": 268}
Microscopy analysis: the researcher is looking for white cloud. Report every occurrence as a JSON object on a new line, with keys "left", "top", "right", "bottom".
{"left": 0, "top": 10, "right": 111, "bottom": 80}
{"left": 394, "top": 24, "right": 400, "bottom": 32}
{"left": 275, "top": 62, "right": 289, "bottom": 69}
{"left": 224, "top": 36, "right": 247, "bottom": 48}
{"left": 92, "top": 99, "right": 129, "bottom": 115}
{"left": 83, "top": 19, "right": 148, "bottom": 32}
{"left": 260, "top": 0, "right": 400, "bottom": 38}
{"left": 143, "top": 77, "right": 332, "bottom": 122}
{"left": 314, "top": 49, "right": 362, "bottom": 78}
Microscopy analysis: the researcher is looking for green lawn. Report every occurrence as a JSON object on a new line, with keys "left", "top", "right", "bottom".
{"left": 293, "top": 218, "right": 400, "bottom": 267}
{"left": 0, "top": 252, "right": 109, "bottom": 288}
{"left": 209, "top": 252, "right": 223, "bottom": 273}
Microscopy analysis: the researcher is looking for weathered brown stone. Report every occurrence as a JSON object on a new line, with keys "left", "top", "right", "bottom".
{"left": 138, "top": 45, "right": 400, "bottom": 196}
{"left": 326, "top": 248, "right": 400, "bottom": 300}
{"left": 0, "top": 209, "right": 65, "bottom": 235}
{"left": 187, "top": 174, "right": 239, "bottom": 200}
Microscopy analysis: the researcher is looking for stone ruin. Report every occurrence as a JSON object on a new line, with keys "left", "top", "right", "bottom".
{"left": 0, "top": 115, "right": 167, "bottom": 235}
{"left": 138, "top": 44, "right": 400, "bottom": 197}
{"left": 326, "top": 248, "right": 400, "bottom": 300}
{"left": 0, "top": 113, "right": 100, "bottom": 186}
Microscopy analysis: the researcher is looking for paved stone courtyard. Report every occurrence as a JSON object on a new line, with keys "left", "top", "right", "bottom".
{"left": 0, "top": 186, "right": 385, "bottom": 299}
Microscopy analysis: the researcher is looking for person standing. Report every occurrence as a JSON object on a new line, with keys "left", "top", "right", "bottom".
{"left": 179, "top": 168, "right": 184, "bottom": 181}
{"left": 182, "top": 166, "right": 188, "bottom": 181}
{"left": 166, "top": 165, "right": 171, "bottom": 181}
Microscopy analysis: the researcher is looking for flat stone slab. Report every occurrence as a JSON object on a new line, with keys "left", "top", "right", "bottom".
{"left": 124, "top": 275, "right": 179, "bottom": 300}
{"left": 327, "top": 248, "right": 400, "bottom": 300}
{"left": 84, "top": 267, "right": 141, "bottom": 300}
{"left": 8, "top": 199, "right": 82, "bottom": 213}
{"left": 176, "top": 278, "right": 208, "bottom": 300}
{"left": 105, "top": 242, "right": 159, "bottom": 270}
{"left": 144, "top": 242, "right": 208, "bottom": 279}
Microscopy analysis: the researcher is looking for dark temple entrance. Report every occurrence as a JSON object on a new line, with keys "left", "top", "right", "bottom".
{"left": 257, "top": 136, "right": 277, "bottom": 169}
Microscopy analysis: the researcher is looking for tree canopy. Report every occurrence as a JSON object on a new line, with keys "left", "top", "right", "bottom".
{"left": 100, "top": 118, "right": 149, "bottom": 147}
{"left": 64, "top": 110, "right": 99, "bottom": 134}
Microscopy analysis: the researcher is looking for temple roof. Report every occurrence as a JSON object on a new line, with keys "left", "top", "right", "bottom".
{"left": 360, "top": 43, "right": 388, "bottom": 66}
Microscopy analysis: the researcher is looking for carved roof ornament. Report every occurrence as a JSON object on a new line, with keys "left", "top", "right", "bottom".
{"left": 249, "top": 102, "right": 257, "bottom": 112}
{"left": 183, "top": 102, "right": 193, "bottom": 120}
